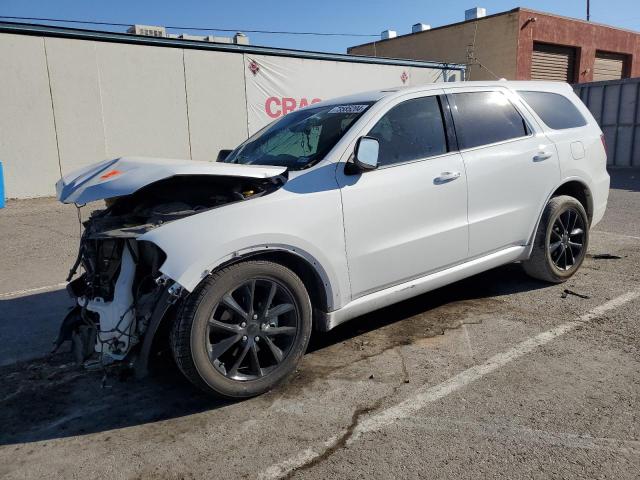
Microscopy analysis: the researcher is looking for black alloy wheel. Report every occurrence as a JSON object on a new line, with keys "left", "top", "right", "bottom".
{"left": 207, "top": 278, "right": 299, "bottom": 381}
{"left": 548, "top": 207, "right": 586, "bottom": 271}
{"left": 523, "top": 195, "right": 589, "bottom": 283}
{"left": 171, "top": 260, "right": 312, "bottom": 399}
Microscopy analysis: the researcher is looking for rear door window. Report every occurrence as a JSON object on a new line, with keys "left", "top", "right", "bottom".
{"left": 367, "top": 96, "right": 448, "bottom": 167}
{"left": 518, "top": 91, "right": 587, "bottom": 130}
{"left": 450, "top": 91, "right": 530, "bottom": 149}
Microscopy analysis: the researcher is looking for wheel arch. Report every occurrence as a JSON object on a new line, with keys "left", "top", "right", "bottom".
{"left": 524, "top": 178, "right": 593, "bottom": 259}
{"left": 137, "top": 247, "right": 334, "bottom": 376}
{"left": 212, "top": 248, "right": 334, "bottom": 331}
{"left": 551, "top": 179, "right": 593, "bottom": 224}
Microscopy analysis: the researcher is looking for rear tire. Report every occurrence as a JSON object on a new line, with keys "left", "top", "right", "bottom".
{"left": 523, "top": 195, "right": 589, "bottom": 283}
{"left": 171, "top": 260, "right": 312, "bottom": 399}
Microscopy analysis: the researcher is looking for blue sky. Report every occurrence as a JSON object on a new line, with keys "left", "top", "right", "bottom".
{"left": 1, "top": 0, "right": 638, "bottom": 53}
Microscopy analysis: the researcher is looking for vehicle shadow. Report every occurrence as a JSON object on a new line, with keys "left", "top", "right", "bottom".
{"left": 0, "top": 263, "right": 547, "bottom": 446}
{"left": 0, "top": 289, "right": 75, "bottom": 366}
{"left": 308, "top": 262, "right": 542, "bottom": 353}
{"left": 608, "top": 168, "right": 640, "bottom": 192}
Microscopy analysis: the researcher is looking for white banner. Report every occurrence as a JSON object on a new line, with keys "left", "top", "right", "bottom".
{"left": 243, "top": 54, "right": 457, "bottom": 135}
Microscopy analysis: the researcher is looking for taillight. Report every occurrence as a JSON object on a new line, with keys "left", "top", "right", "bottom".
{"left": 600, "top": 134, "right": 607, "bottom": 155}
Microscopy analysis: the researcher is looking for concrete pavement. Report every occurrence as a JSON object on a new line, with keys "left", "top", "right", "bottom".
{"left": 0, "top": 169, "right": 638, "bottom": 479}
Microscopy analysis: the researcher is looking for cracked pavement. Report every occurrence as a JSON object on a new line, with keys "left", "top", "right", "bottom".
{"left": 0, "top": 169, "right": 639, "bottom": 479}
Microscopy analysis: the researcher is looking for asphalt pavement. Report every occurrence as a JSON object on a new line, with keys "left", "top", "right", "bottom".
{"left": 0, "top": 169, "right": 638, "bottom": 479}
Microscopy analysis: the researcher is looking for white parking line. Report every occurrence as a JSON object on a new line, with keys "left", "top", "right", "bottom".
{"left": 592, "top": 230, "right": 640, "bottom": 241}
{"left": 395, "top": 417, "right": 640, "bottom": 455}
{"left": 0, "top": 282, "right": 67, "bottom": 299}
{"left": 261, "top": 290, "right": 640, "bottom": 479}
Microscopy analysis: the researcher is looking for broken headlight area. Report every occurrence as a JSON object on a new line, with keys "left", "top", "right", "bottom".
{"left": 56, "top": 175, "right": 277, "bottom": 369}
{"left": 56, "top": 239, "right": 172, "bottom": 367}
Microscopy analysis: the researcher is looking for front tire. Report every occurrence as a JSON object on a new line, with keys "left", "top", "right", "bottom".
{"left": 523, "top": 195, "right": 589, "bottom": 283}
{"left": 171, "top": 260, "right": 312, "bottom": 399}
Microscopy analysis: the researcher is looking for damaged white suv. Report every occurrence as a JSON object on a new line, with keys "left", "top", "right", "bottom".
{"left": 56, "top": 81, "right": 609, "bottom": 398}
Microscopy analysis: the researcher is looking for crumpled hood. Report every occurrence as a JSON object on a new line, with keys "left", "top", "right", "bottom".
{"left": 56, "top": 156, "right": 287, "bottom": 204}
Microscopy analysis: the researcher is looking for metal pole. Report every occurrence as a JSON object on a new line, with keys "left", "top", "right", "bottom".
{"left": 587, "top": 0, "right": 591, "bottom": 21}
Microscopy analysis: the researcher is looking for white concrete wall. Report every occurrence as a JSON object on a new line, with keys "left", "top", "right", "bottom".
{"left": 96, "top": 42, "right": 191, "bottom": 160}
{"left": 0, "top": 33, "right": 454, "bottom": 199}
{"left": 45, "top": 37, "right": 107, "bottom": 177}
{"left": 0, "top": 34, "right": 60, "bottom": 198}
{"left": 184, "top": 50, "right": 248, "bottom": 161}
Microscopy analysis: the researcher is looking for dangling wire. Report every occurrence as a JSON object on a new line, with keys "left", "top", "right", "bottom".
{"left": 66, "top": 203, "right": 87, "bottom": 281}
{"left": 74, "top": 202, "right": 85, "bottom": 242}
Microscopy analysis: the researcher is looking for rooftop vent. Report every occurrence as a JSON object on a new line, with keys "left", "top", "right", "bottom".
{"left": 127, "top": 24, "right": 166, "bottom": 37}
{"left": 465, "top": 7, "right": 487, "bottom": 20}
{"left": 381, "top": 30, "right": 397, "bottom": 40}
{"left": 234, "top": 32, "right": 250, "bottom": 45}
{"left": 412, "top": 23, "right": 431, "bottom": 33}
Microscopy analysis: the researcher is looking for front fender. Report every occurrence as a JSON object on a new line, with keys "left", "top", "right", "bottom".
{"left": 139, "top": 183, "right": 350, "bottom": 311}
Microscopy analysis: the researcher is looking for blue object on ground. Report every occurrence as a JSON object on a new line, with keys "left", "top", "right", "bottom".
{"left": 0, "top": 161, "right": 4, "bottom": 208}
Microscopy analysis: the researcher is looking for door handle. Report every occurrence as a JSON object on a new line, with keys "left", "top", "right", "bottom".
{"left": 434, "top": 171, "right": 461, "bottom": 184}
{"left": 533, "top": 152, "right": 552, "bottom": 162}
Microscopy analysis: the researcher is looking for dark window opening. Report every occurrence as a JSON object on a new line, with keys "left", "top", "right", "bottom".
{"left": 519, "top": 91, "right": 587, "bottom": 130}
{"left": 367, "top": 96, "right": 448, "bottom": 167}
{"left": 450, "top": 91, "right": 530, "bottom": 149}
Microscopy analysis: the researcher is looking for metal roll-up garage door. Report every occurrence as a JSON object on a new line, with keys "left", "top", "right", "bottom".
{"left": 593, "top": 52, "right": 627, "bottom": 81}
{"left": 531, "top": 43, "right": 576, "bottom": 82}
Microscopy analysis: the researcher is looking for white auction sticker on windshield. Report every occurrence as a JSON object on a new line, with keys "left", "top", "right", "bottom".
{"left": 328, "top": 105, "right": 368, "bottom": 114}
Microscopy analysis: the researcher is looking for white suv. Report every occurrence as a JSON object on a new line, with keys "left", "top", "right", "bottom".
{"left": 56, "top": 81, "right": 609, "bottom": 398}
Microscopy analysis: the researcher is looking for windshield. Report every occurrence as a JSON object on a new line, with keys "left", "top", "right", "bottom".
{"left": 223, "top": 102, "right": 373, "bottom": 170}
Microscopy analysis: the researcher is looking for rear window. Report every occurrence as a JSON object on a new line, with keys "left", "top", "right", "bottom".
{"left": 450, "top": 91, "right": 530, "bottom": 149}
{"left": 518, "top": 91, "right": 587, "bottom": 130}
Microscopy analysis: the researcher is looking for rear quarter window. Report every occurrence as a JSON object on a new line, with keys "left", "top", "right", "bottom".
{"left": 450, "top": 91, "right": 530, "bottom": 150}
{"left": 518, "top": 91, "right": 587, "bottom": 130}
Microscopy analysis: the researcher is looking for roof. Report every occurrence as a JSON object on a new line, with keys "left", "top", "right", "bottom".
{"left": 0, "top": 21, "right": 465, "bottom": 72}
{"left": 308, "top": 80, "right": 575, "bottom": 108}
{"left": 349, "top": 7, "right": 639, "bottom": 51}
{"left": 517, "top": 7, "right": 640, "bottom": 35}
{"left": 349, "top": 8, "right": 521, "bottom": 50}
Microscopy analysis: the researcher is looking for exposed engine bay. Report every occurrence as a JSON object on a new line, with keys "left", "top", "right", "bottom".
{"left": 56, "top": 174, "right": 284, "bottom": 372}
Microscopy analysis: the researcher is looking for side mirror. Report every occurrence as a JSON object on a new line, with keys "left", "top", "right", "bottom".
{"left": 348, "top": 136, "right": 379, "bottom": 174}
{"left": 216, "top": 149, "right": 232, "bottom": 162}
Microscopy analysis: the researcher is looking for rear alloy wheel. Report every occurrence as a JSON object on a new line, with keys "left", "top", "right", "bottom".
{"left": 548, "top": 207, "right": 586, "bottom": 272}
{"left": 523, "top": 195, "right": 589, "bottom": 283}
{"left": 171, "top": 261, "right": 312, "bottom": 398}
